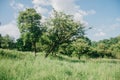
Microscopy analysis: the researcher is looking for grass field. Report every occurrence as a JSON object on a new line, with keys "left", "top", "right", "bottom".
{"left": 0, "top": 49, "right": 120, "bottom": 80}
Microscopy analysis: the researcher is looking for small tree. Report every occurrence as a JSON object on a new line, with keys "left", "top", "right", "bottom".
{"left": 1, "top": 35, "right": 15, "bottom": 49}
{"left": 17, "top": 8, "right": 42, "bottom": 56}
{"left": 16, "top": 38, "right": 32, "bottom": 51}
{"left": 59, "top": 43, "right": 74, "bottom": 57}
{"left": 109, "top": 41, "right": 120, "bottom": 58}
{"left": 72, "top": 38, "right": 90, "bottom": 59}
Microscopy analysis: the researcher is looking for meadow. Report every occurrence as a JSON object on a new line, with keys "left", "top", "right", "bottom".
{"left": 0, "top": 49, "right": 120, "bottom": 80}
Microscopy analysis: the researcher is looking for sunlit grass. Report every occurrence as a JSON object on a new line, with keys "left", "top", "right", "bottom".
{"left": 0, "top": 49, "right": 120, "bottom": 80}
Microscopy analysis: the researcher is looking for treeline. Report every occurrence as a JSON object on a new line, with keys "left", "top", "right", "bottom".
{"left": 91, "top": 36, "right": 120, "bottom": 59}
{"left": 0, "top": 8, "right": 120, "bottom": 59}
{"left": 0, "top": 34, "right": 15, "bottom": 49}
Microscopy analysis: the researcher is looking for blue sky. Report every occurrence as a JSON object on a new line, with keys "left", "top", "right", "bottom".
{"left": 0, "top": 0, "right": 120, "bottom": 41}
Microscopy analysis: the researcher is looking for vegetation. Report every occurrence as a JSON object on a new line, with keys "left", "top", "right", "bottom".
{"left": 17, "top": 8, "right": 43, "bottom": 56}
{"left": 42, "top": 10, "right": 85, "bottom": 57}
{"left": 0, "top": 8, "right": 120, "bottom": 59}
{"left": 0, "top": 5, "right": 120, "bottom": 80}
{"left": 0, "top": 34, "right": 15, "bottom": 49}
{"left": 0, "top": 49, "right": 120, "bottom": 80}
{"left": 91, "top": 36, "right": 120, "bottom": 59}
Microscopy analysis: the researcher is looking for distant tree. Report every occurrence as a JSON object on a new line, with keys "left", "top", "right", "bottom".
{"left": 1, "top": 35, "right": 15, "bottom": 49}
{"left": 16, "top": 38, "right": 32, "bottom": 51}
{"left": 72, "top": 38, "right": 90, "bottom": 59}
{"left": 59, "top": 43, "right": 74, "bottom": 57}
{"left": 17, "top": 8, "right": 42, "bottom": 56}
{"left": 16, "top": 38, "right": 24, "bottom": 51}
{"left": 59, "top": 37, "right": 91, "bottom": 57}
{"left": 44, "top": 10, "right": 85, "bottom": 57}
{"left": 91, "top": 35, "right": 120, "bottom": 58}
{"left": 109, "top": 41, "right": 120, "bottom": 58}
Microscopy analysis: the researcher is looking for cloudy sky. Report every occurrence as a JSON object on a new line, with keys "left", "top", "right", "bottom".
{"left": 0, "top": 0, "right": 120, "bottom": 41}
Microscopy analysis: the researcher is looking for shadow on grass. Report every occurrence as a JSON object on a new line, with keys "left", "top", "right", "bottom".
{"left": 50, "top": 55, "right": 120, "bottom": 64}
{"left": 50, "top": 55, "right": 86, "bottom": 63}
{"left": 93, "top": 60, "right": 120, "bottom": 64}
{"left": 87, "top": 52, "right": 116, "bottom": 59}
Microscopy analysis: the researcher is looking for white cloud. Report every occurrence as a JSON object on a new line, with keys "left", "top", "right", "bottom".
{"left": 0, "top": 21, "right": 20, "bottom": 39}
{"left": 32, "top": 0, "right": 50, "bottom": 14}
{"left": 86, "top": 10, "right": 96, "bottom": 15}
{"left": 32, "top": 0, "right": 50, "bottom": 22}
{"left": 93, "top": 28, "right": 106, "bottom": 37}
{"left": 32, "top": 0, "right": 50, "bottom": 6}
{"left": 95, "top": 31, "right": 106, "bottom": 37}
{"left": 10, "top": 0, "right": 25, "bottom": 11}
{"left": 50, "top": 0, "right": 96, "bottom": 16}
{"left": 108, "top": 18, "right": 120, "bottom": 30}
{"left": 34, "top": 5, "right": 49, "bottom": 14}
{"left": 10, "top": 0, "right": 27, "bottom": 20}
{"left": 50, "top": 0, "right": 96, "bottom": 26}
{"left": 1, "top": 0, "right": 96, "bottom": 39}
{"left": 50, "top": 0, "right": 78, "bottom": 13}
{"left": 116, "top": 18, "right": 120, "bottom": 22}
{"left": 32, "top": 0, "right": 96, "bottom": 26}
{"left": 111, "top": 23, "right": 120, "bottom": 28}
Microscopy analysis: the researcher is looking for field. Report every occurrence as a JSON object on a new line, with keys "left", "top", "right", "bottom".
{"left": 0, "top": 49, "right": 120, "bottom": 80}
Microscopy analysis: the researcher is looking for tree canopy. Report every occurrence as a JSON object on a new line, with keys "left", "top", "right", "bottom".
{"left": 17, "top": 8, "right": 42, "bottom": 56}
{"left": 0, "top": 8, "right": 120, "bottom": 59}
{"left": 42, "top": 10, "right": 85, "bottom": 57}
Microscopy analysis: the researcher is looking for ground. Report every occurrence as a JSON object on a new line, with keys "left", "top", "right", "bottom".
{"left": 0, "top": 49, "right": 120, "bottom": 80}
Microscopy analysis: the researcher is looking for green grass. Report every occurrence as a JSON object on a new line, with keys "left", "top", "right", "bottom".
{"left": 0, "top": 49, "right": 120, "bottom": 80}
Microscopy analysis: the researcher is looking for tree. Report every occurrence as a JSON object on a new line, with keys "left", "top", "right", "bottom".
{"left": 72, "top": 38, "right": 90, "bottom": 59}
{"left": 17, "top": 8, "right": 42, "bottom": 56}
{"left": 44, "top": 10, "right": 85, "bottom": 57}
{"left": 109, "top": 41, "right": 120, "bottom": 58}
{"left": 1, "top": 35, "right": 15, "bottom": 49}
{"left": 16, "top": 38, "right": 32, "bottom": 51}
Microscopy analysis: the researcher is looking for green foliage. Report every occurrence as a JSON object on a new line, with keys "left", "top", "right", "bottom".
{"left": 0, "top": 8, "right": 120, "bottom": 59}
{"left": 0, "top": 35, "right": 15, "bottom": 49}
{"left": 91, "top": 35, "right": 120, "bottom": 59}
{"left": 16, "top": 38, "right": 32, "bottom": 51}
{"left": 72, "top": 38, "right": 90, "bottom": 59}
{"left": 43, "top": 10, "right": 85, "bottom": 57}
{"left": 109, "top": 41, "right": 120, "bottom": 58}
{"left": 59, "top": 43, "right": 74, "bottom": 57}
{"left": 59, "top": 37, "right": 91, "bottom": 59}
{"left": 17, "top": 8, "right": 42, "bottom": 55}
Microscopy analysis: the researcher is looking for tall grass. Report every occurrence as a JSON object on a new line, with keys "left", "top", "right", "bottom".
{"left": 0, "top": 49, "right": 120, "bottom": 80}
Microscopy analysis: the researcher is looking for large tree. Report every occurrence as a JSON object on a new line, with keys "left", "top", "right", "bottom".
{"left": 44, "top": 10, "right": 85, "bottom": 57}
{"left": 17, "top": 8, "right": 42, "bottom": 56}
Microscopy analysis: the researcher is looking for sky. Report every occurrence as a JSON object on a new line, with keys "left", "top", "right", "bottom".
{"left": 0, "top": 0, "right": 120, "bottom": 41}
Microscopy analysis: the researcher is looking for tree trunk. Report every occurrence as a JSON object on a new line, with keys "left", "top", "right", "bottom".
{"left": 33, "top": 42, "right": 37, "bottom": 56}
{"left": 78, "top": 56, "right": 80, "bottom": 59}
{"left": 45, "top": 43, "right": 56, "bottom": 58}
{"left": 45, "top": 47, "right": 53, "bottom": 58}
{"left": 45, "top": 52, "right": 49, "bottom": 58}
{"left": 78, "top": 53, "right": 80, "bottom": 59}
